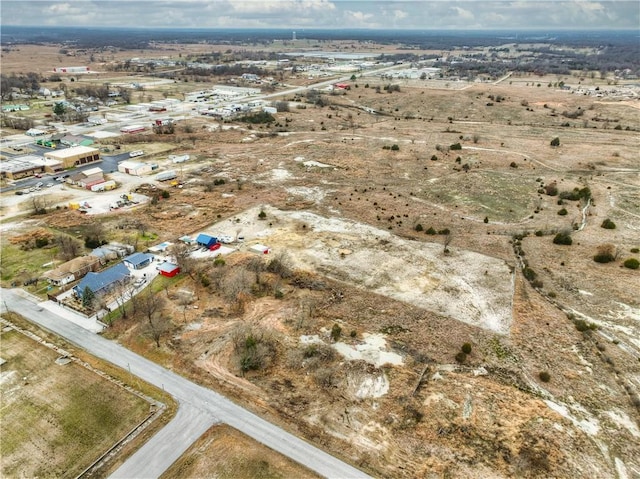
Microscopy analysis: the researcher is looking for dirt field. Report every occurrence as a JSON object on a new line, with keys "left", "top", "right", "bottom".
{"left": 161, "top": 425, "right": 320, "bottom": 479}
{"left": 0, "top": 319, "right": 152, "bottom": 478}
{"left": 2, "top": 40, "right": 639, "bottom": 479}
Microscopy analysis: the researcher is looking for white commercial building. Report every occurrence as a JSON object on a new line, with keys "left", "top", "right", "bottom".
{"left": 118, "top": 160, "right": 152, "bottom": 176}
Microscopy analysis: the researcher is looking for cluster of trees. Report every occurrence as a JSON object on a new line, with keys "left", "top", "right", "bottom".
{"left": 0, "top": 72, "right": 40, "bottom": 100}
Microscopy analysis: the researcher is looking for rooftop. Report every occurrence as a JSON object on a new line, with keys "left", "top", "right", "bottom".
{"left": 44, "top": 145, "right": 99, "bottom": 159}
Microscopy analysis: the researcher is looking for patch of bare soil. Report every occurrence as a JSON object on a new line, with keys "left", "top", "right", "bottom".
{"left": 160, "top": 424, "right": 321, "bottom": 479}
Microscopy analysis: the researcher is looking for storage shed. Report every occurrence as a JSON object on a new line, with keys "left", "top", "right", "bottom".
{"left": 250, "top": 244, "right": 271, "bottom": 254}
{"left": 157, "top": 262, "right": 180, "bottom": 278}
{"left": 118, "top": 160, "right": 152, "bottom": 176}
{"left": 123, "top": 252, "right": 154, "bottom": 270}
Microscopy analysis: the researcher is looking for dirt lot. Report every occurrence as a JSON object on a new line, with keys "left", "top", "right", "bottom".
{"left": 2, "top": 42, "right": 639, "bottom": 478}
{"left": 161, "top": 424, "right": 320, "bottom": 479}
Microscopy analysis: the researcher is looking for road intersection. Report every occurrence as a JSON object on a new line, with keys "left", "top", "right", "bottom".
{"left": 1, "top": 288, "right": 371, "bottom": 479}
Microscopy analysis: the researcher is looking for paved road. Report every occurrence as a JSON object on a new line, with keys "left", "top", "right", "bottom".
{"left": 0, "top": 288, "right": 371, "bottom": 479}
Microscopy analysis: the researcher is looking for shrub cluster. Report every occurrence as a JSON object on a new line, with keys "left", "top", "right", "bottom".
{"left": 539, "top": 371, "right": 551, "bottom": 382}
{"left": 623, "top": 258, "right": 639, "bottom": 270}
{"left": 553, "top": 232, "right": 572, "bottom": 245}
{"left": 593, "top": 253, "right": 615, "bottom": 263}
{"left": 601, "top": 219, "right": 616, "bottom": 229}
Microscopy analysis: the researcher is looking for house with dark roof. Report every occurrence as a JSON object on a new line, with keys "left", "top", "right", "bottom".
{"left": 124, "top": 252, "right": 153, "bottom": 270}
{"left": 73, "top": 263, "right": 130, "bottom": 297}
{"left": 196, "top": 233, "right": 218, "bottom": 250}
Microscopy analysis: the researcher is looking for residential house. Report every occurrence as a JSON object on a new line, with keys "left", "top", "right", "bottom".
{"left": 42, "top": 255, "right": 100, "bottom": 286}
{"left": 73, "top": 263, "right": 130, "bottom": 297}
{"left": 123, "top": 252, "right": 153, "bottom": 270}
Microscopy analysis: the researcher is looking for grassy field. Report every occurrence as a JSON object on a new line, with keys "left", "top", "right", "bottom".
{"left": 0, "top": 324, "right": 151, "bottom": 478}
{"left": 161, "top": 425, "right": 321, "bottom": 479}
{"left": 0, "top": 241, "right": 58, "bottom": 289}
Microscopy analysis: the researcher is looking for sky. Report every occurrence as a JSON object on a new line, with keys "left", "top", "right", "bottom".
{"left": 1, "top": 0, "right": 639, "bottom": 30}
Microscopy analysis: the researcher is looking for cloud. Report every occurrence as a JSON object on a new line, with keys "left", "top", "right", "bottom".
{"left": 451, "top": 6, "right": 474, "bottom": 21}
{"left": 393, "top": 9, "right": 408, "bottom": 21}
{"left": 1, "top": 0, "right": 638, "bottom": 29}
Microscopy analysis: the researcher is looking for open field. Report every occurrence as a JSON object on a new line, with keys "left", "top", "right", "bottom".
{"left": 0, "top": 318, "right": 152, "bottom": 478}
{"left": 1, "top": 36, "right": 639, "bottom": 479}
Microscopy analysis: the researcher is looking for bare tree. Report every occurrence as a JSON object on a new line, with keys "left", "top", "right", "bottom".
{"left": 85, "top": 221, "right": 107, "bottom": 246}
{"left": 56, "top": 235, "right": 82, "bottom": 261}
{"left": 443, "top": 232, "right": 452, "bottom": 254}
{"left": 137, "top": 290, "right": 168, "bottom": 347}
{"left": 221, "top": 268, "right": 253, "bottom": 313}
{"left": 296, "top": 291, "right": 318, "bottom": 330}
{"left": 111, "top": 278, "right": 137, "bottom": 319}
{"left": 31, "top": 195, "right": 49, "bottom": 215}
{"left": 176, "top": 290, "right": 195, "bottom": 323}
{"left": 145, "top": 315, "right": 171, "bottom": 347}
{"left": 169, "top": 243, "right": 198, "bottom": 279}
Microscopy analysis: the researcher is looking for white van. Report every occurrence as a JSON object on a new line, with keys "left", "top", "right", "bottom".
{"left": 129, "top": 150, "right": 144, "bottom": 158}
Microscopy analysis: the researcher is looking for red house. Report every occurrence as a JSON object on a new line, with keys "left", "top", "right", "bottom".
{"left": 157, "top": 262, "right": 180, "bottom": 278}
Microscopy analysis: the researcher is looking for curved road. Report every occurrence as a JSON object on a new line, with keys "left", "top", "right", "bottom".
{"left": 0, "top": 288, "right": 370, "bottom": 479}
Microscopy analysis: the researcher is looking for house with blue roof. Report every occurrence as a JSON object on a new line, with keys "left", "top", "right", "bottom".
{"left": 123, "top": 252, "right": 153, "bottom": 270}
{"left": 196, "top": 233, "right": 218, "bottom": 250}
{"left": 73, "top": 263, "right": 130, "bottom": 297}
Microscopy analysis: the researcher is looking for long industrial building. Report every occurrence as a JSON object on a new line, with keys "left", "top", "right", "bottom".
{"left": 44, "top": 145, "right": 101, "bottom": 168}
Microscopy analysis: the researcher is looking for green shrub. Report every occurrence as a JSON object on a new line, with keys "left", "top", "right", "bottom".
{"left": 450, "top": 142, "right": 462, "bottom": 150}
{"left": 553, "top": 232, "right": 572, "bottom": 245}
{"left": 539, "top": 371, "right": 551, "bottom": 382}
{"left": 601, "top": 219, "right": 616, "bottom": 229}
{"left": 35, "top": 237, "right": 49, "bottom": 248}
{"left": 560, "top": 191, "right": 580, "bottom": 201}
{"left": 330, "top": 323, "right": 342, "bottom": 342}
{"left": 391, "top": 144, "right": 400, "bottom": 151}
{"left": 535, "top": 230, "right": 544, "bottom": 237}
{"left": 425, "top": 227, "right": 437, "bottom": 235}
{"left": 430, "top": 155, "right": 438, "bottom": 161}
{"left": 631, "top": 248, "right": 639, "bottom": 254}
{"left": 574, "top": 319, "right": 590, "bottom": 332}
{"left": 455, "top": 352, "right": 467, "bottom": 363}
{"left": 213, "top": 257, "right": 226, "bottom": 267}
{"left": 483, "top": 216, "right": 489, "bottom": 224}
{"left": 438, "top": 228, "right": 450, "bottom": 235}
{"left": 461, "top": 343, "right": 472, "bottom": 354}
{"left": 414, "top": 224, "right": 423, "bottom": 232}
{"left": 523, "top": 267, "right": 537, "bottom": 281}
{"left": 274, "top": 289, "right": 284, "bottom": 299}
{"left": 550, "top": 137, "right": 560, "bottom": 147}
{"left": 593, "top": 253, "right": 614, "bottom": 263}
{"left": 258, "top": 209, "right": 267, "bottom": 219}
{"left": 238, "top": 111, "right": 275, "bottom": 124}
{"left": 161, "top": 190, "right": 170, "bottom": 199}
{"left": 557, "top": 208, "right": 568, "bottom": 216}
{"left": 623, "top": 258, "right": 639, "bottom": 270}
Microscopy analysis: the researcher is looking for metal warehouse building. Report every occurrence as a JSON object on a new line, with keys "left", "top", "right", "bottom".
{"left": 44, "top": 145, "right": 101, "bottom": 169}
{"left": 118, "top": 160, "right": 152, "bottom": 176}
